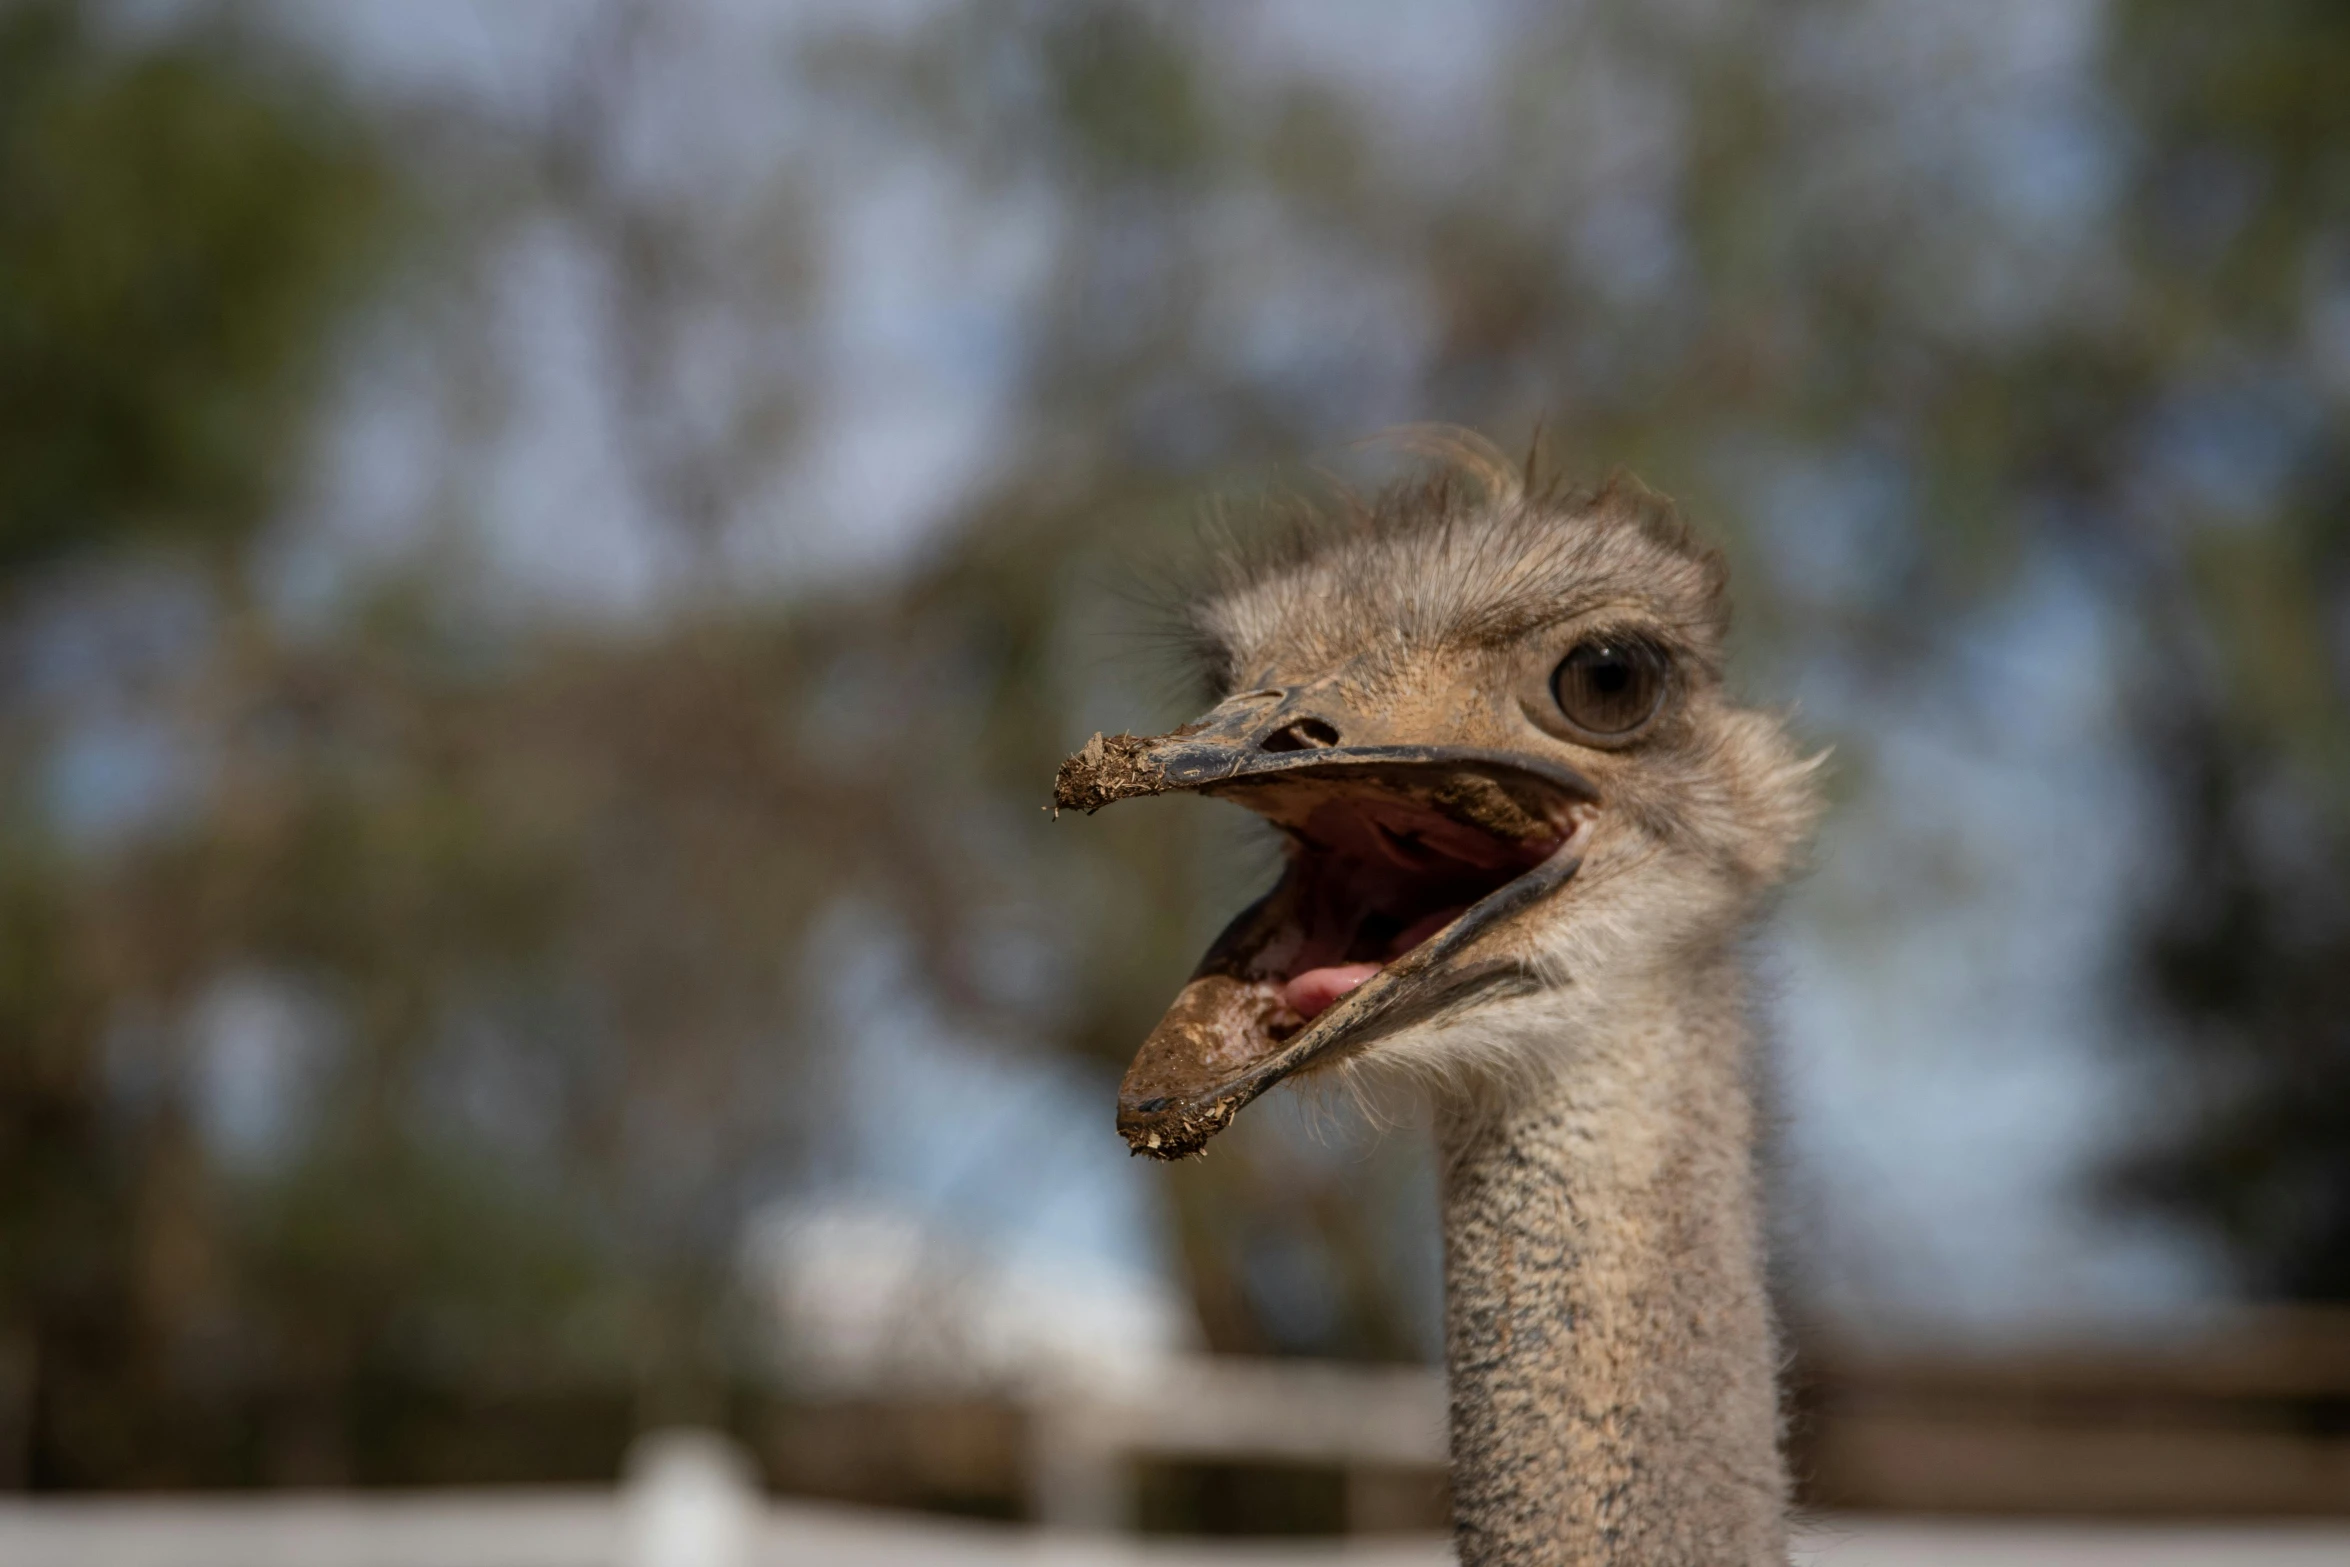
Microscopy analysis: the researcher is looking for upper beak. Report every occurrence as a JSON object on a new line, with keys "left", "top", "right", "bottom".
{"left": 1054, "top": 688, "right": 1597, "bottom": 1158}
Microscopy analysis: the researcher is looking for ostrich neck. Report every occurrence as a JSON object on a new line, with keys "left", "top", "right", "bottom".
{"left": 1436, "top": 955, "right": 1785, "bottom": 1566}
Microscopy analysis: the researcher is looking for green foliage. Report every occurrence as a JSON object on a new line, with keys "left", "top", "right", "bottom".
{"left": 0, "top": 1, "right": 384, "bottom": 576}
{"left": 1043, "top": 7, "right": 1212, "bottom": 185}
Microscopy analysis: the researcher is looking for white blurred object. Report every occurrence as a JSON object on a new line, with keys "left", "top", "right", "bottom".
{"left": 740, "top": 1197, "right": 1197, "bottom": 1397}
{"left": 1030, "top": 1357, "right": 1448, "bottom": 1533}
{"left": 621, "top": 1429, "right": 761, "bottom": 1567}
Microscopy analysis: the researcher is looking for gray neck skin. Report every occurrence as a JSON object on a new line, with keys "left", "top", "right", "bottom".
{"left": 1436, "top": 955, "right": 1785, "bottom": 1566}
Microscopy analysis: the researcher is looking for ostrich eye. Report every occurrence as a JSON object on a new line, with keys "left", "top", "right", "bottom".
{"left": 1552, "top": 640, "right": 1666, "bottom": 736}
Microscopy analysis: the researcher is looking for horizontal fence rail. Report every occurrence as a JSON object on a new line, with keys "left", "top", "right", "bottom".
{"left": 5, "top": 1489, "right": 2350, "bottom": 1567}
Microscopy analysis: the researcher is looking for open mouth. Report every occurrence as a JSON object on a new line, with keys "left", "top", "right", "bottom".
{"left": 1213, "top": 780, "right": 1567, "bottom": 1037}
{"left": 1055, "top": 731, "right": 1594, "bottom": 1158}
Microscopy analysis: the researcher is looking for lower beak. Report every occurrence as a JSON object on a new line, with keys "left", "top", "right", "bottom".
{"left": 1053, "top": 696, "right": 1596, "bottom": 1158}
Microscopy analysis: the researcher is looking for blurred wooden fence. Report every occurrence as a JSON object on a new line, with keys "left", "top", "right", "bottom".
{"left": 1793, "top": 1308, "right": 2350, "bottom": 1516}
{"left": 760, "top": 1318, "right": 2350, "bottom": 1525}
{"left": 3, "top": 1312, "right": 2346, "bottom": 1560}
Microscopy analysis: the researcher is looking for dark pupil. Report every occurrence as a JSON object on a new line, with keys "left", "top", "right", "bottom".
{"left": 1556, "top": 641, "right": 1658, "bottom": 734}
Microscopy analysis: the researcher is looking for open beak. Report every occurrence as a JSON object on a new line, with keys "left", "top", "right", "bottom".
{"left": 1053, "top": 690, "right": 1597, "bottom": 1159}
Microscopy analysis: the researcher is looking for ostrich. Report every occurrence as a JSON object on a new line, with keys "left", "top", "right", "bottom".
{"left": 1053, "top": 437, "right": 1821, "bottom": 1565}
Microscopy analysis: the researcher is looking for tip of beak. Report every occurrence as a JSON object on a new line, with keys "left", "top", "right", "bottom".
{"left": 1052, "top": 731, "right": 1168, "bottom": 815}
{"left": 1118, "top": 1091, "right": 1245, "bottom": 1160}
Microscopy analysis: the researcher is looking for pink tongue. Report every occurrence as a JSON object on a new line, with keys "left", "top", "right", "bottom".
{"left": 1283, "top": 963, "right": 1384, "bottom": 1020}
{"left": 1280, "top": 910, "right": 1470, "bottom": 1023}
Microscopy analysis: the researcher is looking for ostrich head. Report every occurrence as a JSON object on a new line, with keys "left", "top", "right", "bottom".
{"left": 1055, "top": 439, "right": 1821, "bottom": 1159}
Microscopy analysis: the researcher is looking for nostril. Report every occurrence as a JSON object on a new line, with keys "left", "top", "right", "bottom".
{"left": 1261, "top": 717, "right": 1340, "bottom": 752}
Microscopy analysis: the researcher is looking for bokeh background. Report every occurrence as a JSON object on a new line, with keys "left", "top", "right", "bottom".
{"left": 1, "top": 0, "right": 2345, "bottom": 1538}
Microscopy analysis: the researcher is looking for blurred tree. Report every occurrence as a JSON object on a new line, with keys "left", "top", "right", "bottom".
{"left": 2099, "top": 0, "right": 2350, "bottom": 1299}
{"left": 0, "top": 0, "right": 405, "bottom": 1486}
{"left": 0, "top": 0, "right": 380, "bottom": 576}
{"left": 0, "top": 0, "right": 1252, "bottom": 1483}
